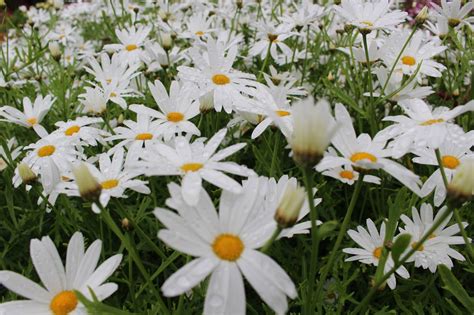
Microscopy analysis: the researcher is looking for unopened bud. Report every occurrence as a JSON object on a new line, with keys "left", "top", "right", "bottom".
{"left": 447, "top": 160, "right": 474, "bottom": 204}
{"left": 452, "top": 88, "right": 459, "bottom": 96}
{"left": 0, "top": 0, "right": 6, "bottom": 8}
{"left": 73, "top": 163, "right": 102, "bottom": 202}
{"left": 274, "top": 185, "right": 306, "bottom": 228}
{"left": 49, "top": 41, "right": 61, "bottom": 61}
{"left": 122, "top": 218, "right": 131, "bottom": 230}
{"left": 199, "top": 91, "right": 214, "bottom": 113}
{"left": 117, "top": 114, "right": 124, "bottom": 125}
{"left": 415, "top": 7, "right": 429, "bottom": 26}
{"left": 161, "top": 33, "right": 172, "bottom": 51}
{"left": 18, "top": 163, "right": 37, "bottom": 185}
{"left": 327, "top": 72, "right": 334, "bottom": 81}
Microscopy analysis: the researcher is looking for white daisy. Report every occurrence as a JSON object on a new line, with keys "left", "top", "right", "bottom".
{"left": 85, "top": 53, "right": 140, "bottom": 88}
{"left": 249, "top": 21, "right": 294, "bottom": 61}
{"left": 431, "top": 0, "right": 474, "bottom": 28}
{"left": 379, "top": 98, "right": 474, "bottom": 158}
{"left": 399, "top": 204, "right": 467, "bottom": 272}
{"left": 0, "top": 95, "right": 55, "bottom": 137}
{"left": 178, "top": 39, "right": 258, "bottom": 113}
{"left": 104, "top": 25, "right": 151, "bottom": 64}
{"left": 138, "top": 128, "right": 255, "bottom": 206}
{"left": 53, "top": 116, "right": 108, "bottom": 147}
{"left": 343, "top": 218, "right": 410, "bottom": 289}
{"left": 129, "top": 80, "right": 200, "bottom": 141}
{"left": 79, "top": 87, "right": 110, "bottom": 115}
{"left": 0, "top": 232, "right": 122, "bottom": 315}
{"left": 155, "top": 178, "right": 297, "bottom": 315}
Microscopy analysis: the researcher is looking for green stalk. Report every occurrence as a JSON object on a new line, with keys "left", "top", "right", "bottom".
{"left": 257, "top": 42, "right": 273, "bottom": 82}
{"left": 261, "top": 227, "right": 283, "bottom": 253}
{"left": 361, "top": 33, "right": 377, "bottom": 135}
{"left": 314, "top": 174, "right": 364, "bottom": 301}
{"left": 299, "top": 25, "right": 311, "bottom": 86}
{"left": 302, "top": 168, "right": 319, "bottom": 315}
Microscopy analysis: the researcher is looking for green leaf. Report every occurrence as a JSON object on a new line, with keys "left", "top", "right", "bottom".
{"left": 391, "top": 234, "right": 411, "bottom": 264}
{"left": 315, "top": 220, "right": 338, "bottom": 240}
{"left": 438, "top": 264, "right": 474, "bottom": 311}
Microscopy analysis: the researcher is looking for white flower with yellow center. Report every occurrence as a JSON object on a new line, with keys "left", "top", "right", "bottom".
{"left": 412, "top": 131, "right": 474, "bottom": 206}
{"left": 0, "top": 95, "right": 55, "bottom": 137}
{"left": 106, "top": 113, "right": 163, "bottom": 164}
{"left": 138, "top": 128, "right": 255, "bottom": 206}
{"left": 343, "top": 219, "right": 410, "bottom": 290}
{"left": 81, "top": 148, "right": 151, "bottom": 213}
{"left": 0, "top": 232, "right": 122, "bottom": 315}
{"left": 399, "top": 204, "right": 467, "bottom": 273}
{"left": 380, "top": 30, "right": 446, "bottom": 82}
{"left": 248, "top": 21, "right": 294, "bottom": 60}
{"left": 79, "top": 87, "right": 109, "bottom": 115}
{"left": 379, "top": 98, "right": 474, "bottom": 158}
{"left": 129, "top": 80, "right": 200, "bottom": 141}
{"left": 0, "top": 138, "right": 22, "bottom": 172}
{"left": 104, "top": 25, "right": 151, "bottom": 64}
{"left": 85, "top": 53, "right": 140, "bottom": 89}
{"left": 178, "top": 39, "right": 258, "bottom": 113}
{"left": 155, "top": 178, "right": 297, "bottom": 315}
{"left": 181, "top": 13, "right": 216, "bottom": 40}
{"left": 54, "top": 117, "right": 108, "bottom": 146}
{"left": 431, "top": 0, "right": 474, "bottom": 28}
{"left": 334, "top": 0, "right": 407, "bottom": 33}
{"left": 14, "top": 134, "right": 80, "bottom": 193}
{"left": 321, "top": 103, "right": 422, "bottom": 195}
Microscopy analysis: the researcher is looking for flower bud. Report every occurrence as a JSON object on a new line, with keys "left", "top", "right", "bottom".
{"left": 290, "top": 98, "right": 337, "bottom": 168}
{"left": 199, "top": 91, "right": 214, "bottom": 113}
{"left": 0, "top": 0, "right": 6, "bottom": 8}
{"left": 48, "top": 41, "right": 61, "bottom": 61}
{"left": 274, "top": 184, "right": 306, "bottom": 228}
{"left": 18, "top": 163, "right": 37, "bottom": 185}
{"left": 415, "top": 6, "right": 429, "bottom": 26}
{"left": 161, "top": 33, "right": 172, "bottom": 51}
{"left": 122, "top": 218, "right": 131, "bottom": 230}
{"left": 73, "top": 163, "right": 102, "bottom": 202}
{"left": 447, "top": 160, "right": 474, "bottom": 204}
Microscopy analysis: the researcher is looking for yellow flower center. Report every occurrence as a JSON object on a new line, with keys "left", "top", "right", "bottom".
{"left": 275, "top": 110, "right": 290, "bottom": 117}
{"left": 180, "top": 163, "right": 204, "bottom": 173}
{"left": 411, "top": 242, "right": 424, "bottom": 251}
{"left": 442, "top": 155, "right": 460, "bottom": 169}
{"left": 401, "top": 56, "right": 416, "bottom": 66}
{"left": 420, "top": 118, "right": 444, "bottom": 126}
{"left": 27, "top": 117, "right": 38, "bottom": 125}
{"left": 167, "top": 112, "right": 185, "bottom": 122}
{"left": 212, "top": 74, "right": 231, "bottom": 85}
{"left": 373, "top": 247, "right": 382, "bottom": 259}
{"left": 106, "top": 79, "right": 112, "bottom": 84}
{"left": 65, "top": 125, "right": 81, "bottom": 136}
{"left": 195, "top": 31, "right": 204, "bottom": 36}
{"left": 339, "top": 170, "right": 355, "bottom": 180}
{"left": 37, "top": 145, "right": 56, "bottom": 157}
{"left": 267, "top": 33, "right": 278, "bottom": 43}
{"left": 361, "top": 21, "right": 373, "bottom": 27}
{"left": 448, "top": 18, "right": 460, "bottom": 27}
{"left": 135, "top": 133, "right": 153, "bottom": 140}
{"left": 126, "top": 44, "right": 138, "bottom": 51}
{"left": 350, "top": 152, "right": 377, "bottom": 163}
{"left": 50, "top": 291, "right": 78, "bottom": 315}
{"left": 212, "top": 233, "right": 244, "bottom": 261}
{"left": 110, "top": 92, "right": 117, "bottom": 97}
{"left": 101, "top": 179, "right": 119, "bottom": 189}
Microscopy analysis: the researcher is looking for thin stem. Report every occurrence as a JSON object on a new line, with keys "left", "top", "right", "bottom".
{"left": 361, "top": 33, "right": 377, "bottom": 135}
{"left": 299, "top": 25, "right": 311, "bottom": 86}
{"left": 269, "top": 133, "right": 280, "bottom": 178}
{"left": 257, "top": 42, "right": 273, "bottom": 82}
{"left": 435, "top": 148, "right": 449, "bottom": 189}
{"left": 314, "top": 174, "right": 365, "bottom": 301}
{"left": 302, "top": 168, "right": 319, "bottom": 315}
{"left": 355, "top": 206, "right": 454, "bottom": 313}
{"left": 261, "top": 227, "right": 282, "bottom": 253}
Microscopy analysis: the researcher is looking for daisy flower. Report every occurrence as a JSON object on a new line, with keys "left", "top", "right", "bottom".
{"left": 138, "top": 128, "right": 255, "bottom": 206}
{"left": 380, "top": 30, "right": 446, "bottom": 81}
{"left": 320, "top": 103, "right": 422, "bottom": 195}
{"left": 412, "top": 130, "right": 474, "bottom": 206}
{"left": 106, "top": 113, "right": 163, "bottom": 164}
{"left": 334, "top": 0, "right": 407, "bottom": 33}
{"left": 0, "top": 95, "right": 55, "bottom": 137}
{"left": 85, "top": 53, "right": 140, "bottom": 88}
{"left": 53, "top": 116, "right": 108, "bottom": 147}
{"left": 431, "top": 0, "right": 474, "bottom": 28}
{"left": 248, "top": 21, "right": 294, "bottom": 60}
{"left": 181, "top": 13, "right": 215, "bottom": 40}
{"left": 280, "top": 0, "right": 326, "bottom": 30}
{"left": 343, "top": 218, "right": 410, "bottom": 289}
{"left": 0, "top": 138, "right": 22, "bottom": 171}
{"left": 379, "top": 98, "right": 474, "bottom": 158}
{"left": 142, "top": 43, "right": 183, "bottom": 72}
{"left": 104, "top": 25, "right": 151, "bottom": 64}
{"left": 79, "top": 87, "right": 110, "bottom": 115}
{"left": 14, "top": 133, "right": 80, "bottom": 193}
{"left": 129, "top": 80, "right": 200, "bottom": 141}
{"left": 399, "top": 204, "right": 467, "bottom": 272}
{"left": 0, "top": 232, "right": 122, "bottom": 315}
{"left": 155, "top": 178, "right": 297, "bottom": 315}
{"left": 81, "top": 148, "right": 151, "bottom": 213}
{"left": 178, "top": 39, "right": 258, "bottom": 113}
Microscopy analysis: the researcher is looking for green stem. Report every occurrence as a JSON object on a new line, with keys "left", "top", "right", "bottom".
{"left": 302, "top": 168, "right": 319, "bottom": 315}
{"left": 299, "top": 25, "right": 311, "bottom": 86}
{"left": 355, "top": 205, "right": 454, "bottom": 313}
{"left": 314, "top": 174, "right": 364, "bottom": 301}
{"left": 269, "top": 133, "right": 280, "bottom": 178}
{"left": 257, "top": 42, "right": 273, "bottom": 82}
{"left": 261, "top": 227, "right": 282, "bottom": 253}
{"left": 98, "top": 204, "right": 170, "bottom": 315}
{"left": 435, "top": 148, "right": 449, "bottom": 189}
{"left": 361, "top": 33, "right": 377, "bottom": 135}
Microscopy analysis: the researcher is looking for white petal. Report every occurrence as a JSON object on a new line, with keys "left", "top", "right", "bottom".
{"left": 0, "top": 271, "right": 51, "bottom": 303}
{"left": 30, "top": 238, "right": 66, "bottom": 294}
{"left": 73, "top": 240, "right": 102, "bottom": 288}
{"left": 181, "top": 172, "right": 203, "bottom": 206}
{"left": 0, "top": 300, "right": 50, "bottom": 315}
{"left": 66, "top": 232, "right": 85, "bottom": 288}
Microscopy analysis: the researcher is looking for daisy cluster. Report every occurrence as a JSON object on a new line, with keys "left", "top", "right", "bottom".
{"left": 0, "top": 0, "right": 472, "bottom": 314}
